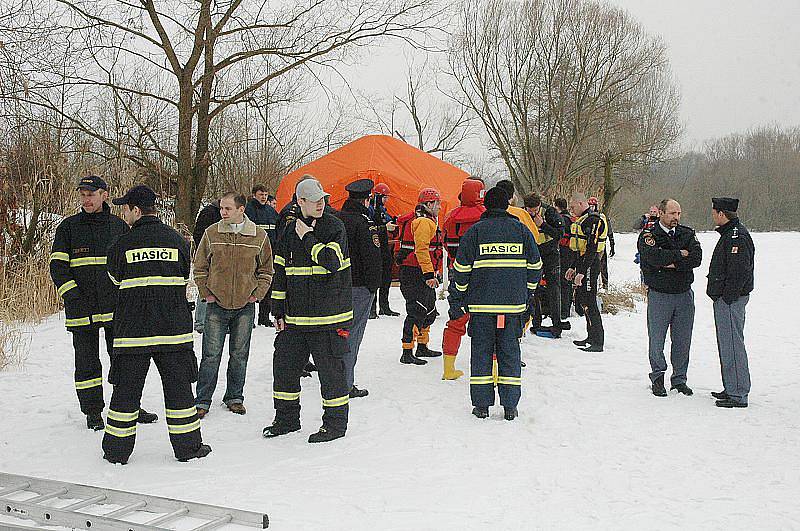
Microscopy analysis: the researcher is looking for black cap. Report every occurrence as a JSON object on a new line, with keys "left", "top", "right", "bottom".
{"left": 112, "top": 185, "right": 157, "bottom": 209}
{"left": 345, "top": 178, "right": 374, "bottom": 200}
{"left": 484, "top": 186, "right": 509, "bottom": 210}
{"left": 76, "top": 175, "right": 108, "bottom": 191}
{"left": 712, "top": 197, "right": 739, "bottom": 212}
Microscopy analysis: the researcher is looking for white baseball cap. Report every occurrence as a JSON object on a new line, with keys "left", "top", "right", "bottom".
{"left": 295, "top": 178, "right": 329, "bottom": 202}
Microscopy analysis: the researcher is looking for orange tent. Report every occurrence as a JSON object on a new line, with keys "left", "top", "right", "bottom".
{"left": 276, "top": 135, "right": 469, "bottom": 219}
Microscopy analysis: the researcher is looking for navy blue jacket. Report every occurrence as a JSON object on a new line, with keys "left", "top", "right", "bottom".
{"left": 448, "top": 209, "right": 543, "bottom": 318}
{"left": 245, "top": 198, "right": 278, "bottom": 244}
{"left": 707, "top": 218, "right": 755, "bottom": 304}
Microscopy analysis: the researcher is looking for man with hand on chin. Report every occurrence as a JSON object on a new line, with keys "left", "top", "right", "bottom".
{"left": 265, "top": 177, "right": 353, "bottom": 444}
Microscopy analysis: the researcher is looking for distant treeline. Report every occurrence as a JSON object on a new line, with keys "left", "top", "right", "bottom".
{"left": 611, "top": 126, "right": 800, "bottom": 232}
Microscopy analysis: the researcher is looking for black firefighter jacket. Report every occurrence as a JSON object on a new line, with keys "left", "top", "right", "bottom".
{"left": 271, "top": 212, "right": 354, "bottom": 330}
{"left": 448, "top": 209, "right": 543, "bottom": 319}
{"left": 707, "top": 218, "right": 755, "bottom": 304}
{"left": 49, "top": 203, "right": 129, "bottom": 330}
{"left": 106, "top": 216, "right": 194, "bottom": 355}
{"left": 336, "top": 199, "right": 382, "bottom": 292}
{"left": 638, "top": 223, "right": 702, "bottom": 294}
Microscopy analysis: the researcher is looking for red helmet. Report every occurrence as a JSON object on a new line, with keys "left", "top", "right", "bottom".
{"left": 588, "top": 196, "right": 599, "bottom": 206}
{"left": 374, "top": 183, "right": 390, "bottom": 196}
{"left": 418, "top": 187, "right": 441, "bottom": 203}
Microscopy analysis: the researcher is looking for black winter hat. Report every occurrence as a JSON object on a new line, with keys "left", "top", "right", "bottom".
{"left": 484, "top": 186, "right": 509, "bottom": 210}
{"left": 712, "top": 197, "right": 739, "bottom": 212}
{"left": 113, "top": 185, "right": 157, "bottom": 209}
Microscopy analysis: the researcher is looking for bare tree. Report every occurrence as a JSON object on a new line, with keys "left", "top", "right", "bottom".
{"left": 448, "top": 0, "right": 681, "bottom": 202}
{"left": 2, "top": 0, "right": 440, "bottom": 229}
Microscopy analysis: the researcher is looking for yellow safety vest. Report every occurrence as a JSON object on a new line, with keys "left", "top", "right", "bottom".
{"left": 569, "top": 212, "right": 607, "bottom": 255}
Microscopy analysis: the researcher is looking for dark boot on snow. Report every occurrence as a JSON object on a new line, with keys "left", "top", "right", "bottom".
{"left": 263, "top": 423, "right": 301, "bottom": 438}
{"left": 137, "top": 408, "right": 158, "bottom": 424}
{"left": 349, "top": 385, "right": 369, "bottom": 398}
{"left": 711, "top": 390, "right": 729, "bottom": 400}
{"left": 504, "top": 407, "right": 518, "bottom": 421}
{"left": 652, "top": 376, "right": 667, "bottom": 397}
{"left": 416, "top": 344, "right": 442, "bottom": 357}
{"left": 178, "top": 444, "right": 212, "bottom": 462}
{"left": 87, "top": 413, "right": 104, "bottom": 431}
{"left": 472, "top": 406, "right": 489, "bottom": 419}
{"left": 573, "top": 338, "right": 589, "bottom": 347}
{"left": 400, "top": 348, "right": 427, "bottom": 365}
{"left": 308, "top": 427, "right": 345, "bottom": 443}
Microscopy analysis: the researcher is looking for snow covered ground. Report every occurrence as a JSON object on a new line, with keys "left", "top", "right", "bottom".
{"left": 1, "top": 232, "right": 799, "bottom": 530}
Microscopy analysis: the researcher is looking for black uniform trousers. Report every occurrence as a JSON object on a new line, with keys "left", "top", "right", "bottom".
{"left": 559, "top": 246, "right": 574, "bottom": 320}
{"left": 272, "top": 329, "right": 349, "bottom": 434}
{"left": 102, "top": 350, "right": 202, "bottom": 462}
{"left": 378, "top": 246, "right": 394, "bottom": 311}
{"left": 468, "top": 314, "right": 523, "bottom": 408}
{"left": 399, "top": 266, "right": 437, "bottom": 347}
{"left": 258, "top": 285, "right": 273, "bottom": 325}
{"left": 540, "top": 253, "right": 562, "bottom": 327}
{"left": 576, "top": 261, "right": 604, "bottom": 347}
{"left": 71, "top": 326, "right": 113, "bottom": 415}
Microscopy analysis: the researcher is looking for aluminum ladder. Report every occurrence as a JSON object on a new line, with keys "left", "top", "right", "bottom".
{"left": 0, "top": 472, "right": 268, "bottom": 530}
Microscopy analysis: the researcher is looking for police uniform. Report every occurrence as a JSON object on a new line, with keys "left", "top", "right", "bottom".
{"left": 448, "top": 188, "right": 542, "bottom": 418}
{"left": 638, "top": 221, "right": 702, "bottom": 395}
{"left": 708, "top": 197, "right": 755, "bottom": 407}
{"left": 266, "top": 179, "right": 353, "bottom": 443}
{"left": 49, "top": 176, "right": 130, "bottom": 427}
{"left": 101, "top": 186, "right": 209, "bottom": 464}
{"left": 335, "top": 179, "right": 382, "bottom": 394}
{"left": 570, "top": 207, "right": 608, "bottom": 350}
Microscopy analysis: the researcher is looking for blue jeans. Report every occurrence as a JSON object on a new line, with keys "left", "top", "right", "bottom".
{"left": 195, "top": 302, "right": 255, "bottom": 409}
{"left": 194, "top": 299, "right": 208, "bottom": 332}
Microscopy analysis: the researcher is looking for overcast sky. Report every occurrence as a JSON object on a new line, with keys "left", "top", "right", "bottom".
{"left": 343, "top": 0, "right": 800, "bottom": 152}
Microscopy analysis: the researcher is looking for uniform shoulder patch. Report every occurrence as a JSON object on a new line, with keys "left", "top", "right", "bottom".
{"left": 643, "top": 234, "right": 656, "bottom": 247}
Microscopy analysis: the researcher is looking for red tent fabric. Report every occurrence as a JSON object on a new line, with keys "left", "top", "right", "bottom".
{"left": 276, "top": 135, "right": 470, "bottom": 219}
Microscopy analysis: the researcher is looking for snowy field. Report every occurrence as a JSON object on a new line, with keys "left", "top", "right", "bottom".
{"left": 1, "top": 232, "right": 799, "bottom": 530}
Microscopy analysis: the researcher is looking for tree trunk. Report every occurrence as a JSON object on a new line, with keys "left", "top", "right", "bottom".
{"left": 174, "top": 87, "right": 195, "bottom": 231}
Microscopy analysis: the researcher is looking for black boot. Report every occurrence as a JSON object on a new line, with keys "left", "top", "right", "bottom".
{"left": 416, "top": 344, "right": 442, "bottom": 357}
{"left": 86, "top": 413, "right": 104, "bottom": 431}
{"left": 472, "top": 406, "right": 489, "bottom": 419}
{"left": 308, "top": 427, "right": 345, "bottom": 443}
{"left": 711, "top": 390, "right": 729, "bottom": 400}
{"left": 578, "top": 344, "right": 603, "bottom": 352}
{"left": 349, "top": 385, "right": 369, "bottom": 398}
{"left": 302, "top": 361, "right": 317, "bottom": 377}
{"left": 671, "top": 383, "right": 693, "bottom": 396}
{"left": 137, "top": 408, "right": 158, "bottom": 424}
{"left": 504, "top": 407, "right": 518, "bottom": 421}
{"left": 557, "top": 321, "right": 571, "bottom": 330}
{"left": 380, "top": 307, "right": 400, "bottom": 316}
{"left": 715, "top": 398, "right": 747, "bottom": 408}
{"left": 178, "top": 444, "right": 212, "bottom": 462}
{"left": 368, "top": 309, "right": 378, "bottom": 319}
{"left": 573, "top": 338, "right": 589, "bottom": 347}
{"left": 652, "top": 376, "right": 667, "bottom": 397}
{"left": 400, "top": 348, "right": 427, "bottom": 365}
{"left": 103, "top": 454, "right": 127, "bottom": 465}
{"left": 263, "top": 423, "right": 301, "bottom": 438}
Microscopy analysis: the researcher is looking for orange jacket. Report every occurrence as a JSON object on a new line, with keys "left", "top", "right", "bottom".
{"left": 508, "top": 205, "right": 541, "bottom": 241}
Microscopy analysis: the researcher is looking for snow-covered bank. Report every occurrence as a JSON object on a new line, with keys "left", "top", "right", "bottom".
{"left": 1, "top": 232, "right": 798, "bottom": 530}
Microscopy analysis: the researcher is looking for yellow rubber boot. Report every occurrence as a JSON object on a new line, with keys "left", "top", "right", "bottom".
{"left": 442, "top": 355, "right": 464, "bottom": 380}
{"left": 492, "top": 357, "right": 499, "bottom": 385}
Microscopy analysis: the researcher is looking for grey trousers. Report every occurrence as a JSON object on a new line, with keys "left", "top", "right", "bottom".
{"left": 647, "top": 289, "right": 695, "bottom": 385}
{"left": 345, "top": 287, "right": 376, "bottom": 390}
{"left": 713, "top": 295, "right": 751, "bottom": 404}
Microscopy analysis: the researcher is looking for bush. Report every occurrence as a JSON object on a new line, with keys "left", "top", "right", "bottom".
{"left": 600, "top": 282, "right": 646, "bottom": 315}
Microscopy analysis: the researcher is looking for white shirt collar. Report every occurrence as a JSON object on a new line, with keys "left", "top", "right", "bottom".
{"left": 659, "top": 222, "right": 673, "bottom": 234}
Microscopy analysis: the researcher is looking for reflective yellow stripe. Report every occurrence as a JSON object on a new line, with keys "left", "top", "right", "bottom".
{"left": 470, "top": 376, "right": 495, "bottom": 384}
{"left": 273, "top": 391, "right": 301, "bottom": 401}
{"left": 453, "top": 261, "right": 472, "bottom": 273}
{"left": 57, "top": 280, "right": 78, "bottom": 297}
{"left": 49, "top": 252, "right": 70, "bottom": 262}
{"left": 168, "top": 420, "right": 200, "bottom": 435}
{"left": 455, "top": 283, "right": 468, "bottom": 292}
{"left": 75, "top": 377, "right": 102, "bottom": 390}
{"left": 119, "top": 276, "right": 188, "bottom": 289}
{"left": 322, "top": 395, "right": 349, "bottom": 407}
{"left": 527, "top": 283, "right": 538, "bottom": 290}
{"left": 92, "top": 312, "right": 114, "bottom": 323}
{"left": 527, "top": 260, "right": 543, "bottom": 270}
{"left": 284, "top": 259, "right": 351, "bottom": 276}
{"left": 104, "top": 424, "right": 136, "bottom": 438}
{"left": 107, "top": 409, "right": 139, "bottom": 422}
{"left": 271, "top": 291, "right": 286, "bottom": 300}
{"left": 114, "top": 333, "right": 194, "bottom": 348}
{"left": 468, "top": 304, "right": 527, "bottom": 313}
{"left": 274, "top": 255, "right": 286, "bottom": 266}
{"left": 473, "top": 259, "right": 527, "bottom": 269}
{"left": 70, "top": 256, "right": 107, "bottom": 267}
{"left": 165, "top": 407, "right": 197, "bottom": 419}
{"left": 497, "top": 376, "right": 522, "bottom": 386}
{"left": 66, "top": 317, "right": 91, "bottom": 327}
{"left": 107, "top": 272, "right": 120, "bottom": 285}
{"left": 284, "top": 311, "right": 353, "bottom": 326}
{"left": 311, "top": 242, "right": 345, "bottom": 264}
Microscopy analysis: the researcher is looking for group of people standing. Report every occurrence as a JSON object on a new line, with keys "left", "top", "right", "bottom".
{"left": 49, "top": 171, "right": 755, "bottom": 464}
